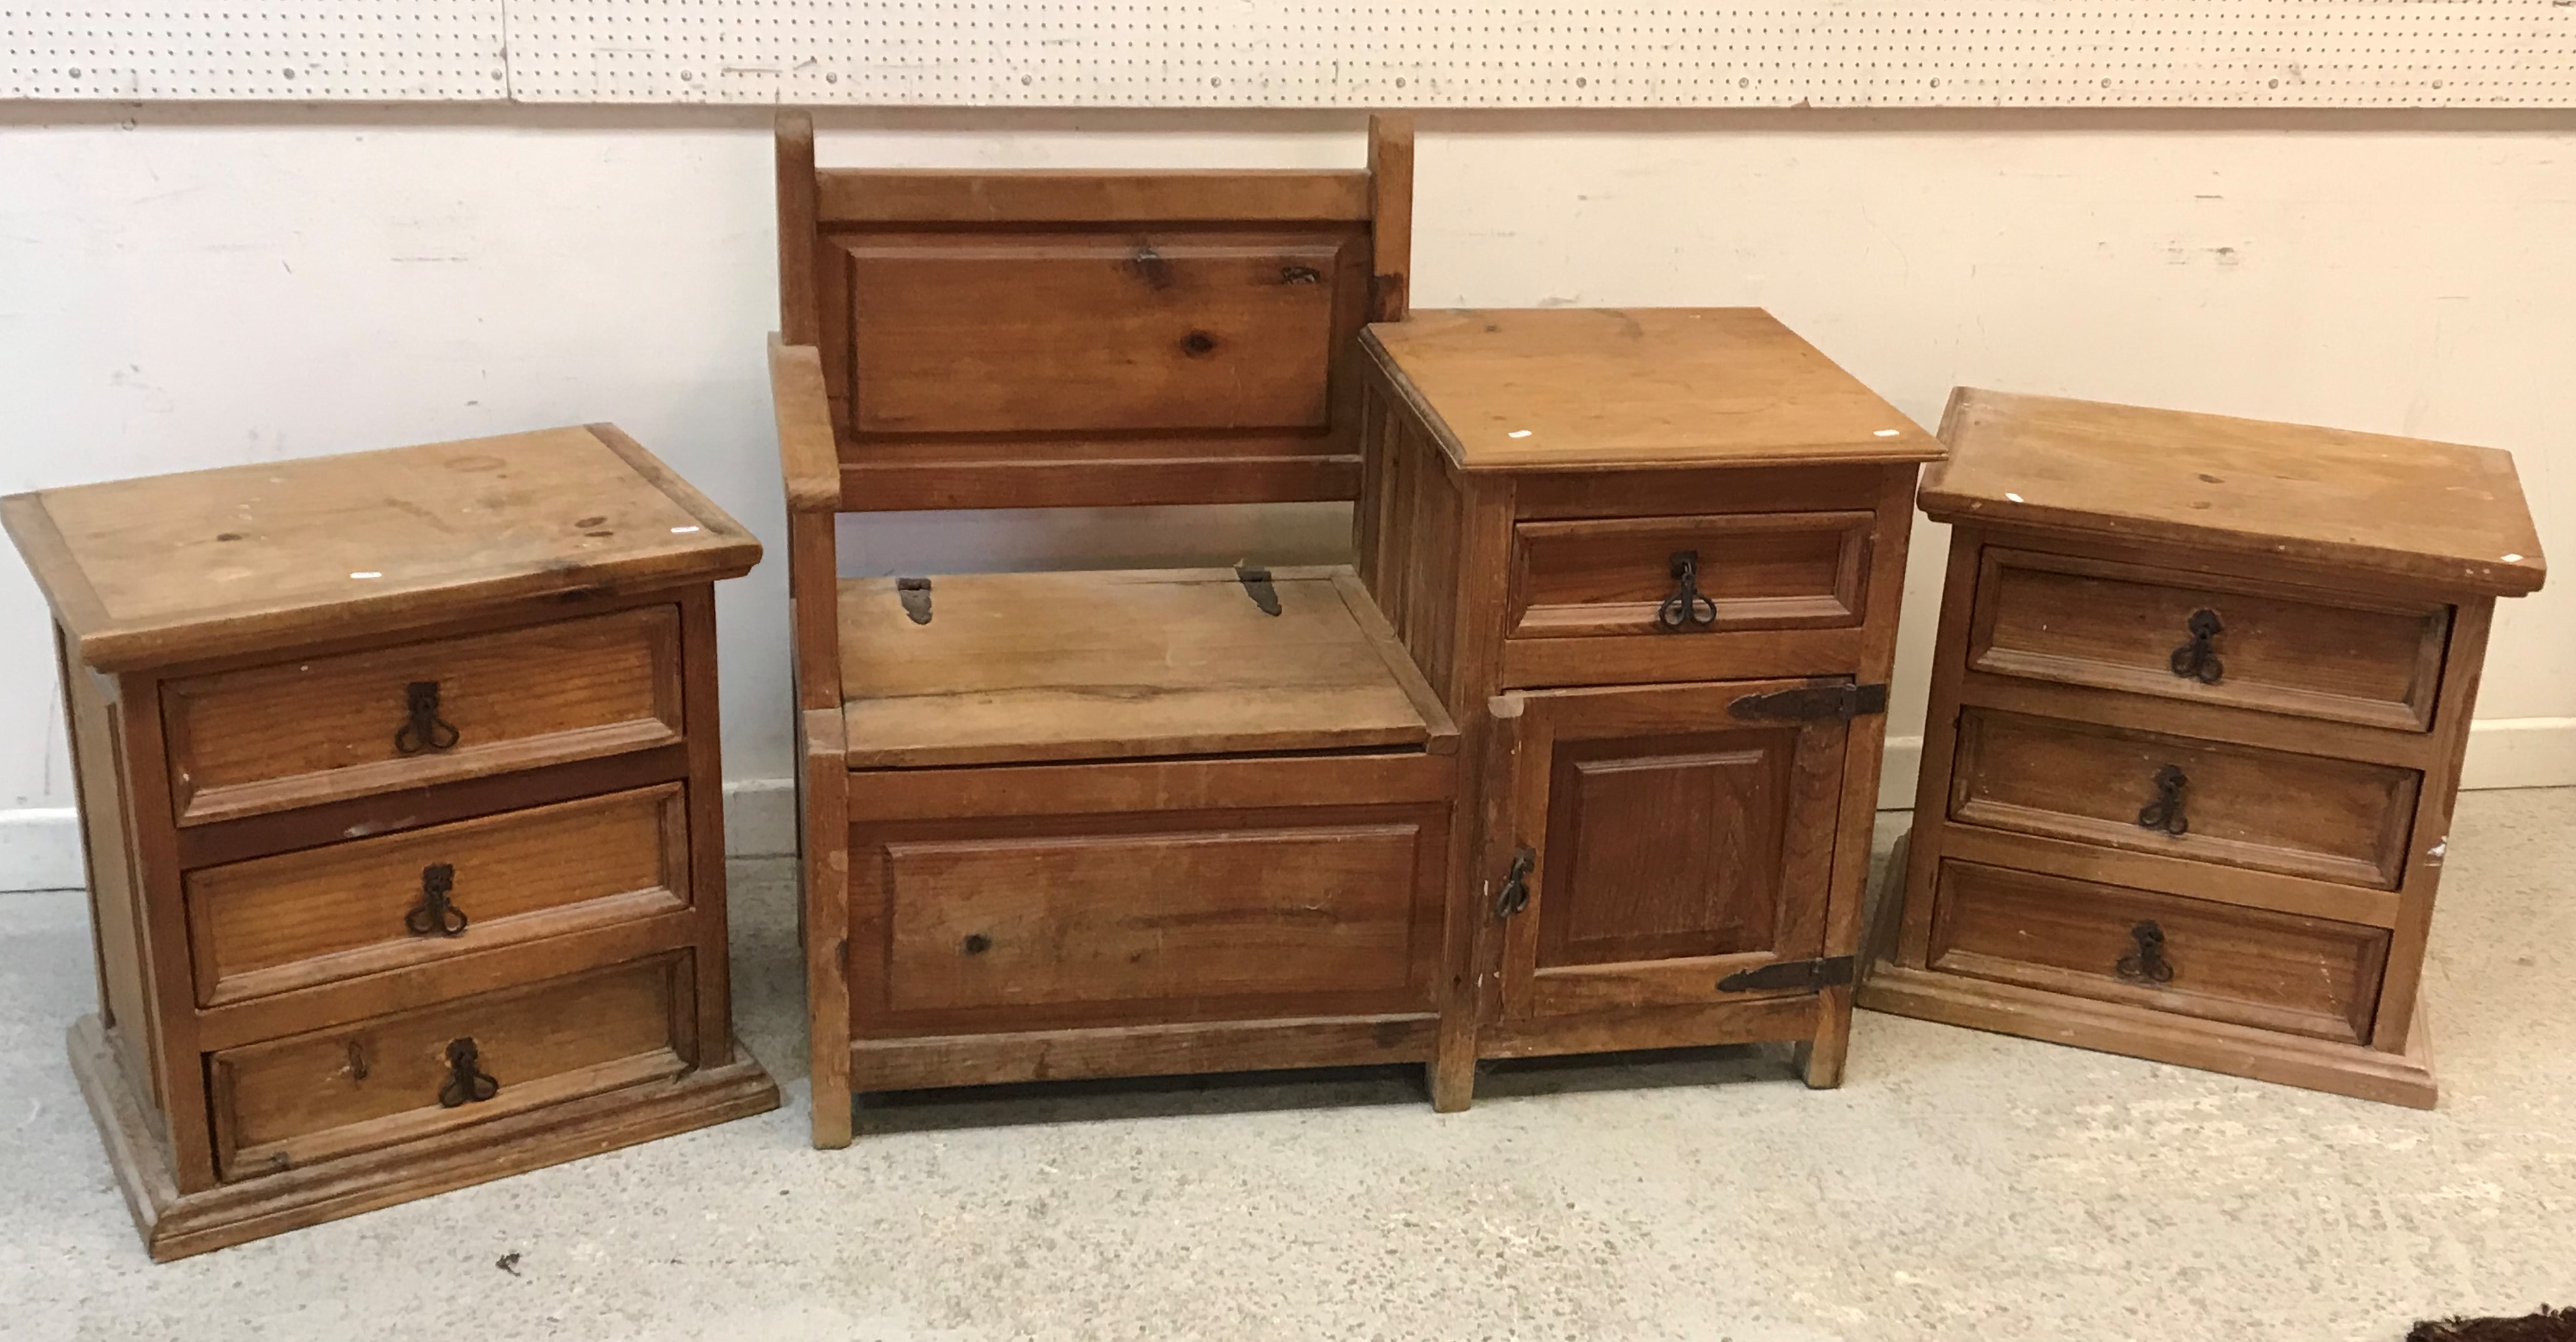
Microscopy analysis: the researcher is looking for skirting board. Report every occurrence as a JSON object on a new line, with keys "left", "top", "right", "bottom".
{"left": 0, "top": 723, "right": 2569, "bottom": 892}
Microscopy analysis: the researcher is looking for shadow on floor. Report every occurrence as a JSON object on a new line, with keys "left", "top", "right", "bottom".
{"left": 847, "top": 1042, "right": 1804, "bottom": 1133}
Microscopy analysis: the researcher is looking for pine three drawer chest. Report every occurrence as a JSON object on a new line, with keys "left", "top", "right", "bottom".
{"left": 5, "top": 425, "right": 780, "bottom": 1259}
{"left": 1857, "top": 389, "right": 2547, "bottom": 1107}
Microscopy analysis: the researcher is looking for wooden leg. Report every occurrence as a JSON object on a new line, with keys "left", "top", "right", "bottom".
{"left": 801, "top": 709, "right": 854, "bottom": 1150}
{"left": 1427, "top": 1053, "right": 1476, "bottom": 1112}
{"left": 1799, "top": 984, "right": 1854, "bottom": 1088}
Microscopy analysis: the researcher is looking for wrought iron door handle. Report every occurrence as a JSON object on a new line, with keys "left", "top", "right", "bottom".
{"left": 1656, "top": 550, "right": 1718, "bottom": 632}
{"left": 404, "top": 862, "right": 469, "bottom": 937}
{"left": 1493, "top": 847, "right": 1535, "bottom": 919}
{"left": 2135, "top": 765, "right": 2189, "bottom": 836}
{"left": 437, "top": 1036, "right": 499, "bottom": 1108}
{"left": 394, "top": 680, "right": 461, "bottom": 754}
{"left": 2115, "top": 920, "right": 2175, "bottom": 984}
{"left": 2169, "top": 609, "right": 2225, "bottom": 684}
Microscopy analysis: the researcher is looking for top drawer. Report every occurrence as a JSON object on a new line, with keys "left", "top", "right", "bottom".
{"left": 1967, "top": 547, "right": 2450, "bottom": 732}
{"left": 162, "top": 606, "right": 685, "bottom": 826}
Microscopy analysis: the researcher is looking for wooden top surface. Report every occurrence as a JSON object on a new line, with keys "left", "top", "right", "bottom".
{"left": 838, "top": 566, "right": 1449, "bottom": 768}
{"left": 1361, "top": 308, "right": 1944, "bottom": 473}
{"left": 5, "top": 424, "right": 761, "bottom": 672}
{"left": 1922, "top": 388, "right": 2547, "bottom": 596}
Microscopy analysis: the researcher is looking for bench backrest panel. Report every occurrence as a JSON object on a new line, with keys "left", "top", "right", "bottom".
{"left": 778, "top": 119, "right": 1413, "bottom": 512}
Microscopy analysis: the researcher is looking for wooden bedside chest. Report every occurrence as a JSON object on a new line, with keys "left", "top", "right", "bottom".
{"left": 1353, "top": 308, "right": 1944, "bottom": 1106}
{"left": 6, "top": 425, "right": 779, "bottom": 1259}
{"left": 1857, "top": 388, "right": 2546, "bottom": 1107}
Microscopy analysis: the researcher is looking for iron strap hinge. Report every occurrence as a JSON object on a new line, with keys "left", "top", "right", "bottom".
{"left": 1728, "top": 682, "right": 1890, "bottom": 723}
{"left": 1716, "top": 955, "right": 1856, "bottom": 995}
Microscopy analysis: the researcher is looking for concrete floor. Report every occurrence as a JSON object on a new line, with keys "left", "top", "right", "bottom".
{"left": 5, "top": 791, "right": 2573, "bottom": 1341}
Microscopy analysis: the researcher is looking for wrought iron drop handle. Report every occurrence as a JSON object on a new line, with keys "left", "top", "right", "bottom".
{"left": 394, "top": 680, "right": 461, "bottom": 754}
{"left": 437, "top": 1036, "right": 500, "bottom": 1108}
{"left": 1493, "top": 847, "right": 1535, "bottom": 919}
{"left": 404, "top": 862, "right": 469, "bottom": 937}
{"left": 1656, "top": 549, "right": 1718, "bottom": 633}
{"left": 2135, "top": 765, "right": 2189, "bottom": 836}
{"left": 2115, "top": 921, "right": 2176, "bottom": 984}
{"left": 2169, "top": 609, "right": 2225, "bottom": 684}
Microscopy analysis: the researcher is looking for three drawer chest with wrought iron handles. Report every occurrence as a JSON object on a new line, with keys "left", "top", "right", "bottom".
{"left": 3, "top": 423, "right": 780, "bottom": 1260}
{"left": 1856, "top": 387, "right": 2547, "bottom": 1107}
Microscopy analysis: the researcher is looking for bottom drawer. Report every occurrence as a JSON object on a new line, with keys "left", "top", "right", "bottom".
{"left": 1927, "top": 860, "right": 2390, "bottom": 1043}
{"left": 852, "top": 803, "right": 1447, "bottom": 1032}
{"left": 208, "top": 952, "right": 696, "bottom": 1181}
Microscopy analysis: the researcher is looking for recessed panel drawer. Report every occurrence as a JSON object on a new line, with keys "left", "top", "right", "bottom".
{"left": 1927, "top": 860, "right": 2389, "bottom": 1043}
{"left": 184, "top": 785, "right": 692, "bottom": 1006}
{"left": 856, "top": 805, "right": 1444, "bottom": 1030}
{"left": 163, "top": 606, "right": 686, "bottom": 825}
{"left": 1967, "top": 547, "right": 2449, "bottom": 731}
{"left": 1499, "top": 510, "right": 1874, "bottom": 687}
{"left": 207, "top": 953, "right": 695, "bottom": 1182}
{"left": 1950, "top": 708, "right": 2420, "bottom": 890}
{"left": 1508, "top": 511, "right": 1873, "bottom": 639}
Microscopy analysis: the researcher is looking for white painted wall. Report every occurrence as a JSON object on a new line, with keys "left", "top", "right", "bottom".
{"left": 3, "top": 105, "right": 2571, "bottom": 885}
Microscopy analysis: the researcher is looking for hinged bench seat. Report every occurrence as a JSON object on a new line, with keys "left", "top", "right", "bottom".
{"left": 773, "top": 110, "right": 1438, "bottom": 1145}
{"left": 837, "top": 566, "right": 1455, "bottom": 769}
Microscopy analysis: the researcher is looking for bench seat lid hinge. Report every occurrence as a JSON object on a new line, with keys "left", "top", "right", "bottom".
{"left": 896, "top": 576, "right": 931, "bottom": 625}
{"left": 1236, "top": 564, "right": 1281, "bottom": 617}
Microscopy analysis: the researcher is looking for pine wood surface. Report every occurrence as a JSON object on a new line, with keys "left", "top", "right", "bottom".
{"left": 1362, "top": 308, "right": 1945, "bottom": 472}
{"left": 778, "top": 113, "right": 1448, "bottom": 1144}
{"left": 1922, "top": 387, "right": 2546, "bottom": 596}
{"left": 183, "top": 785, "right": 690, "bottom": 1008}
{"left": 1868, "top": 387, "right": 2542, "bottom": 1103}
{"left": 1858, "top": 834, "right": 2439, "bottom": 1109}
{"left": 836, "top": 567, "right": 1444, "bottom": 768}
{"left": 18, "top": 424, "right": 776, "bottom": 1251}
{"left": 1354, "top": 306, "right": 1935, "bottom": 1108}
{"left": 4, "top": 424, "right": 759, "bottom": 672}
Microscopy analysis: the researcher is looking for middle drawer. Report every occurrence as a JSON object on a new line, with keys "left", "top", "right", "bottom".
{"left": 184, "top": 785, "right": 692, "bottom": 1006}
{"left": 1950, "top": 707, "right": 2421, "bottom": 890}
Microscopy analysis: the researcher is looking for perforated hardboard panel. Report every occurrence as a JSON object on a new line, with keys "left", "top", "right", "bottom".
{"left": 9, "top": 1, "right": 2575, "bottom": 106}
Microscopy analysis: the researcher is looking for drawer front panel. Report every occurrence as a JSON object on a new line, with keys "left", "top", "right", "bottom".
{"left": 1952, "top": 708, "right": 2419, "bottom": 890}
{"left": 1928, "top": 860, "right": 2389, "bottom": 1043}
{"left": 843, "top": 231, "right": 1360, "bottom": 436}
{"left": 1508, "top": 511, "right": 1871, "bottom": 642}
{"left": 860, "top": 806, "right": 1442, "bottom": 1028}
{"left": 1969, "top": 547, "right": 2449, "bottom": 731}
{"left": 164, "top": 606, "right": 686, "bottom": 825}
{"left": 184, "top": 785, "right": 692, "bottom": 1006}
{"left": 207, "top": 953, "right": 694, "bottom": 1181}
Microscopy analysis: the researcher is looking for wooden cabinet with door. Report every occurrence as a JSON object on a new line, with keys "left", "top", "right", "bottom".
{"left": 1354, "top": 308, "right": 1944, "bottom": 1105}
{"left": 1857, "top": 388, "right": 2546, "bottom": 1107}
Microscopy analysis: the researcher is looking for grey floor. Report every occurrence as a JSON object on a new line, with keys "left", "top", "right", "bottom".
{"left": 5, "top": 791, "right": 2573, "bottom": 1341}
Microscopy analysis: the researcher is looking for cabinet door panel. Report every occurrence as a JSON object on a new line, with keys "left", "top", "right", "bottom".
{"left": 1539, "top": 733, "right": 1791, "bottom": 967}
{"left": 1499, "top": 680, "right": 1847, "bottom": 1020}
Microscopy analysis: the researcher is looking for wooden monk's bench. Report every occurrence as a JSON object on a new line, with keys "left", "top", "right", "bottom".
{"left": 768, "top": 110, "right": 1451, "bottom": 1146}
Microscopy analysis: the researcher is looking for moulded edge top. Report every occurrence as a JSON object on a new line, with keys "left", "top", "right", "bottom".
{"left": 6, "top": 424, "right": 763, "bottom": 674}
{"left": 1920, "top": 387, "right": 2547, "bottom": 599}
{"left": 1360, "top": 308, "right": 1946, "bottom": 473}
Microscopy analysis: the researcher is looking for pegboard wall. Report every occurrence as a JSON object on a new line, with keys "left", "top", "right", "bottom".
{"left": 8, "top": 1, "right": 2575, "bottom": 106}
